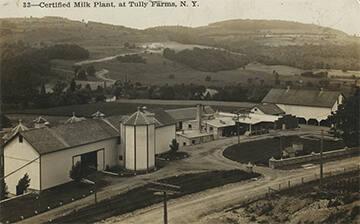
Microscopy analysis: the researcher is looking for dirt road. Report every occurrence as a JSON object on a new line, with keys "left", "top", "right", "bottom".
{"left": 102, "top": 157, "right": 359, "bottom": 224}
{"left": 18, "top": 129, "right": 345, "bottom": 224}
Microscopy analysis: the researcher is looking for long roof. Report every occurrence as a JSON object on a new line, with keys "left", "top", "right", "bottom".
{"left": 19, "top": 119, "right": 118, "bottom": 155}
{"left": 253, "top": 103, "right": 285, "bottom": 115}
{"left": 145, "top": 109, "right": 176, "bottom": 127}
{"left": 165, "top": 106, "right": 215, "bottom": 122}
{"left": 262, "top": 88, "right": 342, "bottom": 108}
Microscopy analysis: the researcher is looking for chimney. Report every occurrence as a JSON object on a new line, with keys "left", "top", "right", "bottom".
{"left": 196, "top": 104, "right": 202, "bottom": 132}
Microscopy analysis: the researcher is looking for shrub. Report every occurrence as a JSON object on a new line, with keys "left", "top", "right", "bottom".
{"left": 0, "top": 181, "right": 9, "bottom": 199}
{"left": 169, "top": 139, "right": 179, "bottom": 154}
{"left": 69, "top": 161, "right": 84, "bottom": 182}
{"left": 16, "top": 173, "right": 31, "bottom": 195}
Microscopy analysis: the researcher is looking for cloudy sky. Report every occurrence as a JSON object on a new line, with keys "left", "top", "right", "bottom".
{"left": 1, "top": 0, "right": 359, "bottom": 35}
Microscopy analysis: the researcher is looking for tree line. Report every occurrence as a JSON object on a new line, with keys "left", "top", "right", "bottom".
{"left": 1, "top": 42, "right": 89, "bottom": 108}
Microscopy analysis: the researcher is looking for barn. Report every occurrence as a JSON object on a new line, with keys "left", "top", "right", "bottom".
{"left": 4, "top": 119, "right": 120, "bottom": 194}
{"left": 262, "top": 88, "right": 344, "bottom": 125}
{"left": 3, "top": 108, "right": 176, "bottom": 195}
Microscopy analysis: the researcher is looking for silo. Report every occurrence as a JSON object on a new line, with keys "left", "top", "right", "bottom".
{"left": 121, "top": 109, "right": 155, "bottom": 172}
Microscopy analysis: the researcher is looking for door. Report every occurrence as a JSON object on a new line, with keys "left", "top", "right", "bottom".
{"left": 81, "top": 151, "right": 98, "bottom": 173}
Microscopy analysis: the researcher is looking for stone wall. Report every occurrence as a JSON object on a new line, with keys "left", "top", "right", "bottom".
{"left": 269, "top": 147, "right": 359, "bottom": 169}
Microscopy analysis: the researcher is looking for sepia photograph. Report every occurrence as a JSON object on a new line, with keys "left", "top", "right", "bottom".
{"left": 0, "top": 0, "right": 359, "bottom": 223}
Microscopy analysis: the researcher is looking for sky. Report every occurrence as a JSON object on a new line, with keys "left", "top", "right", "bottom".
{"left": 1, "top": 0, "right": 360, "bottom": 35}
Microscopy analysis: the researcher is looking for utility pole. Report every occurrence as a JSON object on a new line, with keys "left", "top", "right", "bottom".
{"left": 237, "top": 119, "right": 240, "bottom": 144}
{"left": 94, "top": 180, "right": 97, "bottom": 204}
{"left": 148, "top": 182, "right": 181, "bottom": 224}
{"left": 163, "top": 191, "right": 168, "bottom": 224}
{"left": 233, "top": 112, "right": 249, "bottom": 144}
{"left": 320, "top": 129, "right": 324, "bottom": 187}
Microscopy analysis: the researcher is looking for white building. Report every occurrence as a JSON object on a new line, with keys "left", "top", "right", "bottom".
{"left": 3, "top": 109, "right": 176, "bottom": 195}
{"left": 262, "top": 88, "right": 344, "bottom": 125}
{"left": 121, "top": 110, "right": 156, "bottom": 171}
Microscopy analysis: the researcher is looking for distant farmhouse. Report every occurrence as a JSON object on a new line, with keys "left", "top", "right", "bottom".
{"left": 262, "top": 87, "right": 344, "bottom": 126}
{"left": 3, "top": 109, "right": 176, "bottom": 195}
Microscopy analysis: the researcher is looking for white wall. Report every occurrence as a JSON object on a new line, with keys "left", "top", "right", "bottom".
{"left": 275, "top": 95, "right": 343, "bottom": 122}
{"left": 124, "top": 125, "right": 155, "bottom": 171}
{"left": 155, "top": 125, "right": 176, "bottom": 154}
{"left": 276, "top": 104, "right": 332, "bottom": 121}
{"left": 135, "top": 126, "right": 148, "bottom": 171}
{"left": 124, "top": 125, "right": 135, "bottom": 170}
{"left": 206, "top": 125, "right": 220, "bottom": 139}
{"left": 41, "top": 138, "right": 119, "bottom": 190}
{"left": 183, "top": 120, "right": 199, "bottom": 131}
{"left": 4, "top": 136, "right": 40, "bottom": 194}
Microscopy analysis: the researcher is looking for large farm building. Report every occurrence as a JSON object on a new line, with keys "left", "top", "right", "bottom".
{"left": 3, "top": 109, "right": 176, "bottom": 195}
{"left": 262, "top": 88, "right": 344, "bottom": 125}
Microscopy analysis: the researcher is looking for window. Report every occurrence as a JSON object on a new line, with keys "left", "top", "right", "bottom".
{"left": 117, "top": 137, "right": 121, "bottom": 144}
{"left": 188, "top": 124, "right": 192, "bottom": 129}
{"left": 19, "top": 135, "right": 23, "bottom": 143}
{"left": 183, "top": 142, "right": 186, "bottom": 146}
{"left": 119, "top": 155, "right": 123, "bottom": 161}
{"left": 209, "top": 127, "right": 214, "bottom": 131}
{"left": 192, "top": 140, "right": 196, "bottom": 144}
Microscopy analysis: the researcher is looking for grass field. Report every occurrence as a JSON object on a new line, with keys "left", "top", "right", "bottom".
{"left": 51, "top": 40, "right": 360, "bottom": 90}
{"left": 6, "top": 102, "right": 187, "bottom": 117}
{"left": 223, "top": 135, "right": 345, "bottom": 166}
{"left": 6, "top": 100, "right": 252, "bottom": 119}
{"left": 53, "top": 170, "right": 260, "bottom": 223}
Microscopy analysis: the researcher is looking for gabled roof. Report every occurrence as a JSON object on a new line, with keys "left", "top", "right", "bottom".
{"left": 253, "top": 103, "right": 285, "bottom": 115}
{"left": 262, "top": 88, "right": 342, "bottom": 108}
{"left": 165, "top": 106, "right": 215, "bottom": 122}
{"left": 122, "top": 110, "right": 155, "bottom": 126}
{"left": 145, "top": 109, "right": 176, "bottom": 127}
{"left": 2, "top": 120, "right": 29, "bottom": 141}
{"left": 13, "top": 119, "right": 118, "bottom": 155}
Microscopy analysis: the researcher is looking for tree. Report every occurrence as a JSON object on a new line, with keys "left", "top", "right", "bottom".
{"left": 16, "top": 173, "right": 31, "bottom": 195}
{"left": 40, "top": 83, "right": 46, "bottom": 95}
{"left": 328, "top": 89, "right": 360, "bottom": 147}
{"left": 86, "top": 65, "right": 96, "bottom": 76}
{"left": 69, "top": 79, "right": 76, "bottom": 92}
{"left": 0, "top": 181, "right": 8, "bottom": 200}
{"left": 52, "top": 81, "right": 67, "bottom": 94}
{"left": 169, "top": 139, "right": 179, "bottom": 154}
{"left": 77, "top": 69, "right": 87, "bottom": 80}
{"left": 69, "top": 161, "right": 84, "bottom": 182}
